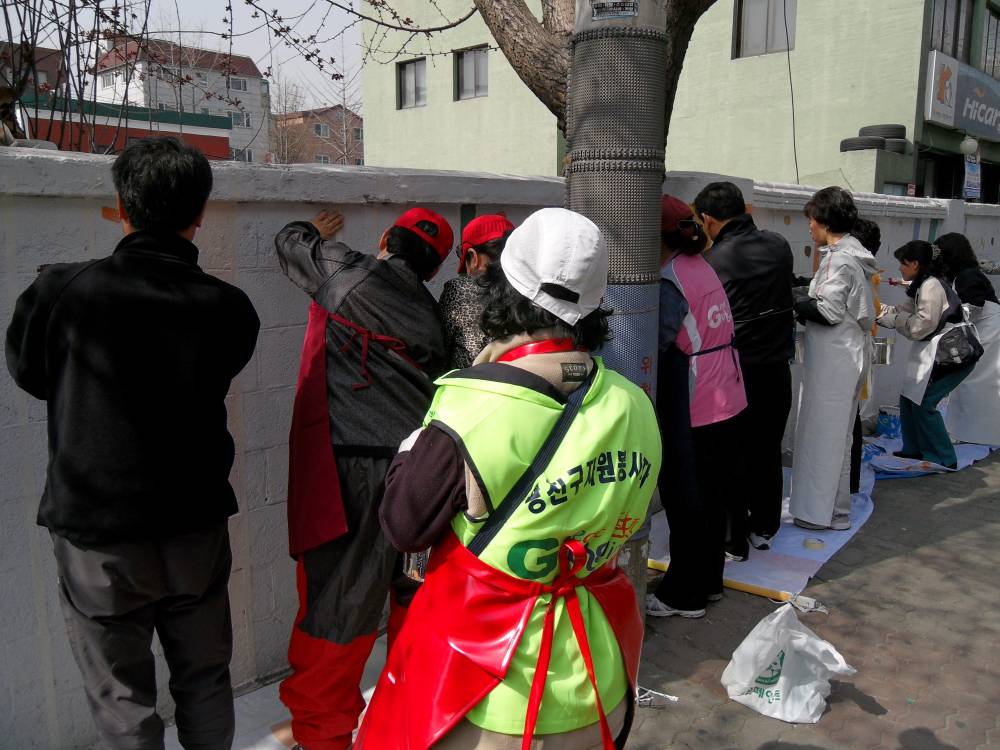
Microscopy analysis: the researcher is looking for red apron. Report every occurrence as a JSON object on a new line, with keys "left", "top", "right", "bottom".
{"left": 287, "top": 302, "right": 422, "bottom": 558}
{"left": 354, "top": 532, "right": 643, "bottom": 750}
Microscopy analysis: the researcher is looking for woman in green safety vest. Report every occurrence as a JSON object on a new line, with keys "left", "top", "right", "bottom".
{"left": 355, "top": 207, "right": 662, "bottom": 750}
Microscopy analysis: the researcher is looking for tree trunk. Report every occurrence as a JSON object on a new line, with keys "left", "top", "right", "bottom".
{"left": 475, "top": 0, "right": 715, "bottom": 140}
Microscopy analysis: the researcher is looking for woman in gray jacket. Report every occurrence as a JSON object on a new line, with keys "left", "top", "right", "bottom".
{"left": 877, "top": 241, "right": 974, "bottom": 469}
{"left": 790, "top": 187, "right": 877, "bottom": 531}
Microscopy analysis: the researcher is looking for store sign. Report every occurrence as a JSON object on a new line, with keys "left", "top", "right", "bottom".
{"left": 926, "top": 51, "right": 1000, "bottom": 142}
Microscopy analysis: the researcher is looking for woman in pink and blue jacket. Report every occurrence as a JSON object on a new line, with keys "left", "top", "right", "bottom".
{"left": 646, "top": 195, "right": 748, "bottom": 619}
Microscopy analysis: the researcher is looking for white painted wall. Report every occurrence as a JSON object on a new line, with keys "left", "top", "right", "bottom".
{"left": 1, "top": 150, "right": 997, "bottom": 747}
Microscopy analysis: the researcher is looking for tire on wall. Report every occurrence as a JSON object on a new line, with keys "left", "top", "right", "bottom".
{"left": 884, "top": 138, "right": 908, "bottom": 154}
{"left": 840, "top": 136, "right": 887, "bottom": 152}
{"left": 859, "top": 124, "right": 907, "bottom": 139}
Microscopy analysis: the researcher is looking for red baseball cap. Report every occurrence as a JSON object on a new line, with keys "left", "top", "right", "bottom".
{"left": 458, "top": 213, "right": 515, "bottom": 273}
{"left": 661, "top": 195, "right": 694, "bottom": 232}
{"left": 394, "top": 207, "right": 454, "bottom": 262}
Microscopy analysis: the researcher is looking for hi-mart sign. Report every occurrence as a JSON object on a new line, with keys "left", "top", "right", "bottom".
{"left": 926, "top": 50, "right": 1000, "bottom": 142}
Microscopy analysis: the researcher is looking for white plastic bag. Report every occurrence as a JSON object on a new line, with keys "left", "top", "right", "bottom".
{"left": 720, "top": 604, "right": 855, "bottom": 723}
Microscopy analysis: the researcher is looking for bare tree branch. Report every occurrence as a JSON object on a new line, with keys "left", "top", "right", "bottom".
{"left": 473, "top": 0, "right": 569, "bottom": 130}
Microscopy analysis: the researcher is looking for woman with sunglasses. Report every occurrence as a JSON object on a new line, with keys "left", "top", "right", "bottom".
{"left": 438, "top": 214, "right": 514, "bottom": 369}
{"left": 646, "top": 196, "right": 747, "bottom": 619}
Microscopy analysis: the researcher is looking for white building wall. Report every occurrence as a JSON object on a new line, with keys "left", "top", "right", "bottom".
{"left": 1, "top": 150, "right": 998, "bottom": 746}
{"left": 93, "top": 61, "right": 272, "bottom": 160}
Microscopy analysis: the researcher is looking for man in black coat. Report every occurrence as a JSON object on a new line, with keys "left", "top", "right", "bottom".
{"left": 5, "top": 137, "right": 260, "bottom": 749}
{"left": 695, "top": 181, "right": 795, "bottom": 558}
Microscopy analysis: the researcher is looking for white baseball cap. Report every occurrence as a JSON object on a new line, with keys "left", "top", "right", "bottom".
{"left": 500, "top": 208, "right": 609, "bottom": 325}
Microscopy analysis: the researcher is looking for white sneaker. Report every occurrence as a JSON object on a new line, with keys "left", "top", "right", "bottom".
{"left": 645, "top": 594, "right": 705, "bottom": 619}
{"left": 831, "top": 515, "right": 851, "bottom": 531}
{"left": 749, "top": 532, "right": 773, "bottom": 550}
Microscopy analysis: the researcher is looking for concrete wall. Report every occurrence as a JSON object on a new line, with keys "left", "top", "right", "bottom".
{"left": 2, "top": 150, "right": 998, "bottom": 747}
{"left": 0, "top": 148, "right": 561, "bottom": 749}
{"left": 361, "top": 0, "right": 559, "bottom": 176}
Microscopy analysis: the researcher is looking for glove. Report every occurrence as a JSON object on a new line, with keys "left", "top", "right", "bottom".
{"left": 794, "top": 295, "right": 834, "bottom": 326}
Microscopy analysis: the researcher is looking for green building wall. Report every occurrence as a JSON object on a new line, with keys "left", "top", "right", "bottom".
{"left": 363, "top": 0, "right": 927, "bottom": 188}
{"left": 361, "top": 0, "right": 559, "bottom": 176}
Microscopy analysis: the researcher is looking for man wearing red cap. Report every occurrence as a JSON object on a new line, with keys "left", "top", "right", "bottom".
{"left": 439, "top": 213, "right": 515, "bottom": 368}
{"left": 273, "top": 206, "right": 453, "bottom": 750}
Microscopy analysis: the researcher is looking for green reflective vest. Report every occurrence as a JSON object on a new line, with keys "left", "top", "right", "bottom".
{"left": 423, "top": 358, "right": 662, "bottom": 735}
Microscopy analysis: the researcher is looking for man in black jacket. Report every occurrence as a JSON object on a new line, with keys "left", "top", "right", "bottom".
{"left": 696, "top": 181, "right": 794, "bottom": 558}
{"left": 5, "top": 137, "right": 260, "bottom": 750}
{"left": 274, "top": 207, "right": 450, "bottom": 750}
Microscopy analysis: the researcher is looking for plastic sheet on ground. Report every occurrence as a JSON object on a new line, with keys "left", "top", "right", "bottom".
{"left": 866, "top": 434, "right": 996, "bottom": 479}
{"left": 649, "top": 466, "right": 875, "bottom": 599}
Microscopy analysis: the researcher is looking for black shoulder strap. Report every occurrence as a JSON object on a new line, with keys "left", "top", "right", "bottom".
{"left": 467, "top": 365, "right": 597, "bottom": 557}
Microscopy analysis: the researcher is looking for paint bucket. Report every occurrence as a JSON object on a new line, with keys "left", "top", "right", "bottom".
{"left": 871, "top": 337, "right": 894, "bottom": 365}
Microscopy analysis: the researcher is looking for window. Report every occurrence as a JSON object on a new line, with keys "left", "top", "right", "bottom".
{"left": 314, "top": 122, "right": 330, "bottom": 137}
{"left": 316, "top": 154, "right": 331, "bottom": 164}
{"left": 353, "top": 126, "right": 363, "bottom": 141}
{"left": 230, "top": 111, "right": 252, "bottom": 128}
{"left": 35, "top": 70, "right": 48, "bottom": 86}
{"left": 981, "top": 8, "right": 1000, "bottom": 79}
{"left": 355, "top": 157, "right": 364, "bottom": 166}
{"left": 734, "top": 0, "right": 797, "bottom": 58}
{"left": 260, "top": 80, "right": 269, "bottom": 95}
{"left": 397, "top": 58, "right": 427, "bottom": 109}
{"left": 157, "top": 102, "right": 177, "bottom": 112}
{"left": 227, "top": 77, "right": 248, "bottom": 92}
{"left": 931, "top": 0, "right": 975, "bottom": 62}
{"left": 455, "top": 47, "right": 488, "bottom": 99}
{"left": 100, "top": 72, "right": 115, "bottom": 88}
{"left": 230, "top": 147, "right": 253, "bottom": 162}
{"left": 200, "top": 107, "right": 209, "bottom": 115}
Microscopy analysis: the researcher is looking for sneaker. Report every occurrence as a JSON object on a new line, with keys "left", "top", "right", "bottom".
{"left": 749, "top": 532, "right": 774, "bottom": 550}
{"left": 830, "top": 515, "right": 851, "bottom": 531}
{"left": 724, "top": 550, "right": 748, "bottom": 562}
{"left": 793, "top": 517, "right": 829, "bottom": 530}
{"left": 707, "top": 592, "right": 724, "bottom": 602}
{"left": 645, "top": 594, "right": 705, "bottom": 618}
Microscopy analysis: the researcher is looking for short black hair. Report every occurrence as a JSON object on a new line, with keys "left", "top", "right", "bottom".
{"left": 934, "top": 232, "right": 980, "bottom": 279}
{"left": 894, "top": 240, "right": 947, "bottom": 279}
{"left": 385, "top": 225, "right": 442, "bottom": 280}
{"left": 112, "top": 137, "right": 212, "bottom": 233}
{"left": 693, "top": 182, "right": 746, "bottom": 221}
{"left": 478, "top": 262, "right": 611, "bottom": 352}
{"left": 852, "top": 217, "right": 881, "bottom": 255}
{"left": 804, "top": 186, "right": 858, "bottom": 234}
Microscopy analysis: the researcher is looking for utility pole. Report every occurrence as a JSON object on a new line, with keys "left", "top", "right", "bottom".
{"left": 565, "top": 0, "right": 668, "bottom": 605}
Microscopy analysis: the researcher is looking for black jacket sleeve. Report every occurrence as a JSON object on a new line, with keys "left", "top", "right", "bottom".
{"left": 379, "top": 425, "right": 468, "bottom": 552}
{"left": 5, "top": 262, "right": 93, "bottom": 400}
{"left": 274, "top": 221, "right": 367, "bottom": 297}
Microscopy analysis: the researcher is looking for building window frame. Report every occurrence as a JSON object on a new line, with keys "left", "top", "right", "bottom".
{"left": 732, "top": 0, "right": 797, "bottom": 59}
{"left": 454, "top": 46, "right": 488, "bottom": 100}
{"left": 100, "top": 71, "right": 116, "bottom": 88}
{"left": 230, "top": 147, "right": 254, "bottom": 163}
{"left": 314, "top": 122, "right": 330, "bottom": 138}
{"left": 397, "top": 58, "right": 427, "bottom": 109}
{"left": 931, "top": 0, "right": 975, "bottom": 63}
{"left": 230, "top": 110, "right": 252, "bottom": 128}
{"left": 227, "top": 76, "right": 249, "bottom": 92}
{"left": 315, "top": 154, "right": 331, "bottom": 164}
{"left": 980, "top": 4, "right": 1000, "bottom": 79}
{"left": 353, "top": 126, "right": 363, "bottom": 141}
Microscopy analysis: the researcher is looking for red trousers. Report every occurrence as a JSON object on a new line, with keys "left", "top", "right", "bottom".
{"left": 280, "top": 558, "right": 408, "bottom": 750}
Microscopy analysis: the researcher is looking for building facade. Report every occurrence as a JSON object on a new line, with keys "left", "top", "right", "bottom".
{"left": 273, "top": 105, "right": 364, "bottom": 165}
{"left": 95, "top": 38, "right": 272, "bottom": 163}
{"left": 363, "top": 0, "right": 1000, "bottom": 202}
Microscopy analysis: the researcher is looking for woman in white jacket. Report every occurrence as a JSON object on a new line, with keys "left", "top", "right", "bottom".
{"left": 790, "top": 188, "right": 876, "bottom": 531}
{"left": 877, "top": 241, "right": 975, "bottom": 468}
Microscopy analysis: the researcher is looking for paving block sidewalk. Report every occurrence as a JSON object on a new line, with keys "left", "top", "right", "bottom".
{"left": 630, "top": 453, "right": 1000, "bottom": 750}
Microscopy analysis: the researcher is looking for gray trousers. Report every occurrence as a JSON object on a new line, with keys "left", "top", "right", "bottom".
{"left": 51, "top": 523, "right": 235, "bottom": 750}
